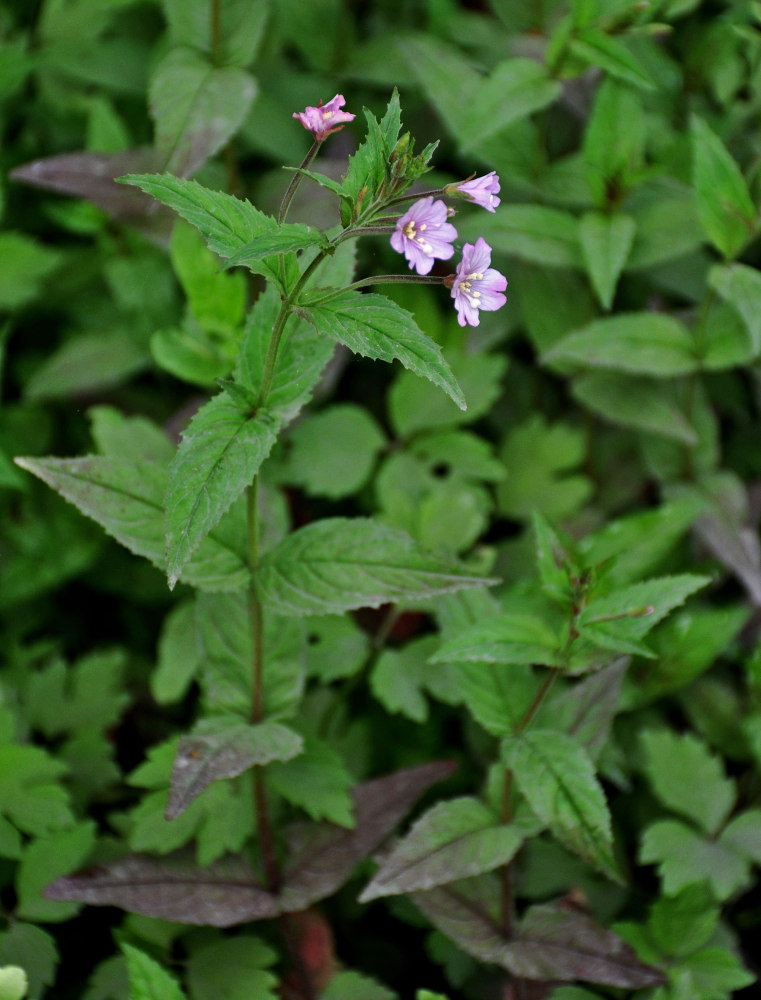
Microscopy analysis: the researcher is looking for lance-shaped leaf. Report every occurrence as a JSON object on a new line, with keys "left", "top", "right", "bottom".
{"left": 503, "top": 730, "right": 621, "bottom": 882}
{"left": 360, "top": 797, "right": 524, "bottom": 900}
{"left": 254, "top": 517, "right": 497, "bottom": 616}
{"left": 165, "top": 391, "right": 280, "bottom": 588}
{"left": 278, "top": 761, "right": 456, "bottom": 912}
{"left": 304, "top": 292, "right": 466, "bottom": 410}
{"left": 431, "top": 613, "right": 562, "bottom": 667}
{"left": 708, "top": 262, "right": 761, "bottom": 356}
{"left": 122, "top": 944, "right": 186, "bottom": 1000}
{"left": 411, "top": 885, "right": 664, "bottom": 987}
{"left": 579, "top": 212, "right": 636, "bottom": 310}
{"left": 553, "top": 658, "right": 629, "bottom": 762}
{"left": 14, "top": 456, "right": 249, "bottom": 591}
{"left": 166, "top": 719, "right": 303, "bottom": 820}
{"left": 222, "top": 225, "right": 328, "bottom": 270}
{"left": 543, "top": 313, "right": 698, "bottom": 377}
{"left": 44, "top": 851, "right": 279, "bottom": 926}
{"left": 692, "top": 115, "right": 757, "bottom": 260}
{"left": 149, "top": 48, "right": 256, "bottom": 177}
{"left": 502, "top": 903, "right": 666, "bottom": 986}
{"left": 121, "top": 173, "right": 279, "bottom": 262}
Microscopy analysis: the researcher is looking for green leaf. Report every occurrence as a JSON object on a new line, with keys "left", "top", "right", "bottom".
{"left": 579, "top": 212, "right": 636, "bottom": 309}
{"left": 646, "top": 885, "right": 719, "bottom": 959}
{"left": 497, "top": 415, "right": 592, "bottom": 521}
{"left": 360, "top": 797, "right": 524, "bottom": 899}
{"left": 0, "top": 925, "right": 57, "bottom": 1000}
{"left": 167, "top": 719, "right": 303, "bottom": 819}
{"left": 504, "top": 730, "right": 621, "bottom": 881}
{"left": 626, "top": 187, "right": 705, "bottom": 270}
{"left": 583, "top": 79, "right": 646, "bottom": 207}
{"left": 432, "top": 613, "right": 562, "bottom": 668}
{"left": 474, "top": 205, "right": 582, "bottom": 268}
{"left": 121, "top": 174, "right": 279, "bottom": 269}
{"left": 0, "top": 745, "right": 73, "bottom": 836}
{"left": 236, "top": 284, "right": 336, "bottom": 422}
{"left": 303, "top": 615, "right": 369, "bottom": 682}
{"left": 170, "top": 222, "right": 246, "bottom": 335}
{"left": 691, "top": 115, "right": 757, "bottom": 260}
{"left": 572, "top": 372, "right": 698, "bottom": 444}
{"left": 459, "top": 58, "right": 562, "bottom": 150}
{"left": 640, "top": 730, "right": 736, "bottom": 835}
{"left": 543, "top": 312, "right": 698, "bottom": 376}
{"left": 708, "top": 262, "right": 761, "bottom": 355}
{"left": 285, "top": 404, "right": 385, "bottom": 499}
{"left": 149, "top": 48, "right": 256, "bottom": 176}
{"left": 321, "top": 971, "right": 397, "bottom": 1000}
{"left": 15, "top": 456, "right": 249, "bottom": 591}
{"left": 371, "top": 636, "right": 437, "bottom": 723}
{"left": 671, "top": 948, "right": 755, "bottom": 998}
{"left": 222, "top": 224, "right": 328, "bottom": 270}
{"left": 24, "top": 331, "right": 149, "bottom": 402}
{"left": 152, "top": 601, "right": 201, "bottom": 704}
{"left": 305, "top": 292, "right": 465, "bottom": 410}
{"left": 389, "top": 353, "right": 507, "bottom": 436}
{"left": 164, "top": 0, "right": 269, "bottom": 67}
{"left": 24, "top": 649, "right": 127, "bottom": 738}
{"left": 88, "top": 406, "right": 175, "bottom": 465}
{"left": 0, "top": 233, "right": 62, "bottom": 311}
{"left": 570, "top": 28, "right": 655, "bottom": 90}
{"left": 165, "top": 391, "right": 280, "bottom": 588}
{"left": 266, "top": 734, "right": 354, "bottom": 825}
{"left": 255, "top": 517, "right": 496, "bottom": 615}
{"left": 122, "top": 944, "right": 186, "bottom": 1000}
{"left": 640, "top": 819, "right": 751, "bottom": 899}
{"left": 449, "top": 662, "right": 538, "bottom": 738}
{"left": 17, "top": 822, "right": 97, "bottom": 922}
{"left": 186, "top": 937, "right": 278, "bottom": 1000}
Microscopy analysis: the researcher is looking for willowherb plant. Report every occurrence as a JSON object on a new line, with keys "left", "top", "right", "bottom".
{"left": 15, "top": 91, "right": 713, "bottom": 998}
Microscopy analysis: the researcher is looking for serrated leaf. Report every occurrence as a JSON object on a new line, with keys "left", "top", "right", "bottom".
{"left": 0, "top": 745, "right": 73, "bottom": 836}
{"left": 640, "top": 819, "right": 751, "bottom": 899}
{"left": 579, "top": 212, "right": 636, "bottom": 310}
{"left": 640, "top": 730, "right": 736, "bottom": 835}
{"left": 449, "top": 661, "right": 539, "bottom": 738}
{"left": 149, "top": 48, "right": 256, "bottom": 177}
{"left": 254, "top": 517, "right": 496, "bottom": 616}
{"left": 122, "top": 943, "right": 187, "bottom": 1000}
{"left": 46, "top": 851, "right": 278, "bottom": 926}
{"left": 432, "top": 613, "right": 562, "bottom": 667}
{"left": 165, "top": 392, "right": 280, "bottom": 587}
{"left": 166, "top": 719, "right": 303, "bottom": 819}
{"left": 692, "top": 115, "right": 757, "bottom": 260}
{"left": 16, "top": 822, "right": 97, "bottom": 922}
{"left": 222, "top": 224, "right": 328, "bottom": 269}
{"left": 278, "top": 761, "right": 456, "bottom": 911}
{"left": 371, "top": 636, "right": 437, "bottom": 723}
{"left": 305, "top": 292, "right": 465, "bottom": 410}
{"left": 543, "top": 313, "right": 697, "bottom": 376}
{"left": 15, "top": 456, "right": 249, "bottom": 591}
{"left": 360, "top": 797, "right": 524, "bottom": 900}
{"left": 266, "top": 735, "right": 354, "bottom": 826}
{"left": 504, "top": 730, "right": 620, "bottom": 881}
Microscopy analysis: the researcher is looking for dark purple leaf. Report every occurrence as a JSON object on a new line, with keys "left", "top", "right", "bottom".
{"left": 411, "top": 886, "right": 666, "bottom": 988}
{"left": 278, "top": 760, "right": 457, "bottom": 911}
{"left": 9, "top": 150, "right": 170, "bottom": 235}
{"left": 166, "top": 719, "right": 303, "bottom": 820}
{"left": 560, "top": 657, "right": 629, "bottom": 761}
{"left": 44, "top": 851, "right": 278, "bottom": 927}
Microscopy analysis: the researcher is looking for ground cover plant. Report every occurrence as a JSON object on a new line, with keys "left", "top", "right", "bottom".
{"left": 3, "top": 1, "right": 761, "bottom": 998}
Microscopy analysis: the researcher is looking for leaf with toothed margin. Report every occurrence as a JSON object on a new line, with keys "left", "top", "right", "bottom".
{"left": 14, "top": 455, "right": 249, "bottom": 591}
{"left": 166, "top": 719, "right": 303, "bottom": 820}
{"left": 165, "top": 390, "right": 281, "bottom": 589}
{"left": 254, "top": 517, "right": 498, "bottom": 616}
{"left": 304, "top": 292, "right": 466, "bottom": 410}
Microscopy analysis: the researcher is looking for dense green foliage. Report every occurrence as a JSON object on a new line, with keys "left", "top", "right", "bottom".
{"left": 3, "top": 1, "right": 761, "bottom": 999}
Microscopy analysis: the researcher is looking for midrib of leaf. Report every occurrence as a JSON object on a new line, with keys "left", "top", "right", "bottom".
{"left": 159, "top": 60, "right": 215, "bottom": 173}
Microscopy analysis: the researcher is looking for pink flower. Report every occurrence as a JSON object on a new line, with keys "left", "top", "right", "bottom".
{"left": 451, "top": 238, "right": 507, "bottom": 327}
{"left": 390, "top": 197, "right": 458, "bottom": 275}
{"left": 451, "top": 171, "right": 501, "bottom": 212}
{"left": 293, "top": 94, "right": 355, "bottom": 142}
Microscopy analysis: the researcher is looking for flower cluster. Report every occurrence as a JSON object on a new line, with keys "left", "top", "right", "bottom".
{"left": 292, "top": 95, "right": 507, "bottom": 327}
{"left": 390, "top": 176, "right": 506, "bottom": 327}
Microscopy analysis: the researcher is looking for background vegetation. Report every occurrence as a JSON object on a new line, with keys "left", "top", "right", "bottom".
{"left": 3, "top": 1, "right": 761, "bottom": 998}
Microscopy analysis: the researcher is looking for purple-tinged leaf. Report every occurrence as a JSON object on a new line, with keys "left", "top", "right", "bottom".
{"left": 412, "top": 885, "right": 665, "bottom": 987}
{"left": 9, "top": 151, "right": 164, "bottom": 224}
{"left": 278, "top": 761, "right": 456, "bottom": 911}
{"left": 553, "top": 658, "right": 629, "bottom": 762}
{"left": 166, "top": 719, "right": 303, "bottom": 820}
{"left": 504, "top": 904, "right": 667, "bottom": 987}
{"left": 44, "top": 851, "right": 278, "bottom": 927}
{"left": 359, "top": 797, "right": 524, "bottom": 900}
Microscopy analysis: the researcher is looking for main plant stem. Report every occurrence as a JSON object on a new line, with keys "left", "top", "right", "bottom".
{"left": 499, "top": 667, "right": 561, "bottom": 937}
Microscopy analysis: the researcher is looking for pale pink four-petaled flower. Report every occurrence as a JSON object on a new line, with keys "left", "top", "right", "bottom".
{"left": 451, "top": 237, "right": 507, "bottom": 327}
{"left": 293, "top": 94, "right": 355, "bottom": 142}
{"left": 390, "top": 196, "right": 458, "bottom": 275}
{"left": 452, "top": 171, "right": 501, "bottom": 213}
